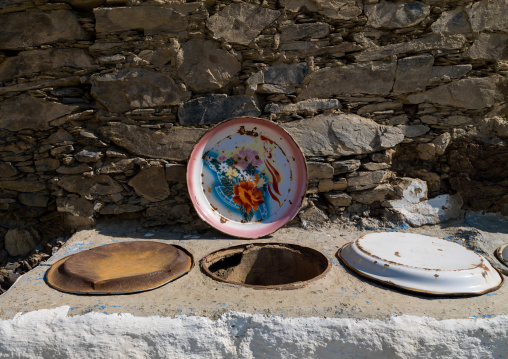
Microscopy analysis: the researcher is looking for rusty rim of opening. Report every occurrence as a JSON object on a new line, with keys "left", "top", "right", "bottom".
{"left": 200, "top": 242, "right": 331, "bottom": 290}
{"left": 46, "top": 241, "right": 194, "bottom": 295}
{"left": 337, "top": 242, "right": 504, "bottom": 297}
{"left": 496, "top": 243, "right": 508, "bottom": 267}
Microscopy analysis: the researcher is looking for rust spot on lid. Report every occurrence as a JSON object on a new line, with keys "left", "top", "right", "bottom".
{"left": 384, "top": 264, "right": 390, "bottom": 267}
{"left": 211, "top": 204, "right": 218, "bottom": 211}
{"left": 202, "top": 149, "right": 211, "bottom": 160}
{"left": 220, "top": 216, "right": 228, "bottom": 223}
{"left": 237, "top": 126, "right": 258, "bottom": 137}
{"left": 394, "top": 252, "right": 401, "bottom": 257}
{"left": 434, "top": 274, "right": 439, "bottom": 278}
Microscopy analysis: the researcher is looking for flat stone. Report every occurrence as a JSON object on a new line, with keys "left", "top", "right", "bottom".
{"left": 431, "top": 8, "right": 471, "bottom": 34}
{"left": 75, "top": 149, "right": 103, "bottom": 163}
{"left": 128, "top": 167, "right": 169, "bottom": 203}
{"left": 432, "top": 133, "right": 451, "bottom": 155}
{"left": 365, "top": 1, "right": 430, "bottom": 29}
{"left": 0, "top": 163, "right": 17, "bottom": 178}
{"left": 57, "top": 175, "right": 123, "bottom": 197}
{"left": 176, "top": 39, "right": 241, "bottom": 93}
{"left": 206, "top": 3, "right": 280, "bottom": 46}
{"left": 280, "top": 0, "right": 362, "bottom": 20}
{"left": 265, "top": 99, "right": 341, "bottom": 114}
{"left": 0, "top": 181, "right": 45, "bottom": 193}
{"left": 392, "top": 177, "right": 428, "bottom": 203}
{"left": 91, "top": 68, "right": 191, "bottom": 113}
{"left": 0, "top": 95, "right": 78, "bottom": 132}
{"left": 247, "top": 63, "right": 308, "bottom": 94}
{"left": 396, "top": 124, "right": 430, "bottom": 138}
{"left": 351, "top": 184, "right": 394, "bottom": 204}
{"left": 332, "top": 159, "right": 361, "bottom": 174}
{"left": 346, "top": 170, "right": 390, "bottom": 191}
{"left": 324, "top": 192, "right": 352, "bottom": 207}
{"left": 416, "top": 143, "right": 436, "bottom": 161}
{"left": 4, "top": 229, "right": 35, "bottom": 257}
{"left": 18, "top": 193, "right": 49, "bottom": 208}
{"left": 354, "top": 34, "right": 467, "bottom": 62}
{"left": 56, "top": 197, "right": 95, "bottom": 228}
{"left": 281, "top": 23, "right": 329, "bottom": 41}
{"left": 465, "top": 33, "right": 508, "bottom": 62}
{"left": 0, "top": 10, "right": 88, "bottom": 50}
{"left": 425, "top": 77, "right": 503, "bottom": 109}
{"left": 56, "top": 0, "right": 105, "bottom": 10}
{"left": 298, "top": 203, "right": 329, "bottom": 227}
{"left": 467, "top": 0, "right": 508, "bottom": 32}
{"left": 357, "top": 102, "right": 402, "bottom": 116}
{"left": 100, "top": 159, "right": 135, "bottom": 175}
{"left": 56, "top": 164, "right": 93, "bottom": 175}
{"left": 429, "top": 65, "right": 472, "bottom": 83}
{"left": 35, "top": 159, "right": 60, "bottom": 172}
{"left": 283, "top": 114, "right": 404, "bottom": 157}
{"left": 442, "top": 116, "right": 472, "bottom": 127}
{"left": 99, "top": 124, "right": 206, "bottom": 162}
{"left": 298, "top": 62, "right": 396, "bottom": 99}
{"left": 307, "top": 162, "right": 334, "bottom": 180}
{"left": 387, "top": 193, "right": 462, "bottom": 227}
{"left": 178, "top": 94, "right": 260, "bottom": 125}
{"left": 280, "top": 41, "right": 318, "bottom": 52}
{"left": 94, "top": 5, "right": 199, "bottom": 34}
{"left": 99, "top": 204, "right": 143, "bottom": 215}
{"left": 0, "top": 49, "right": 94, "bottom": 81}
{"left": 492, "top": 118, "right": 508, "bottom": 139}
{"left": 361, "top": 162, "right": 390, "bottom": 171}
{"left": 318, "top": 178, "right": 347, "bottom": 192}
{"left": 42, "top": 129, "right": 75, "bottom": 145}
{"left": 392, "top": 54, "right": 434, "bottom": 95}
{"left": 165, "top": 164, "right": 186, "bottom": 183}
{"left": 256, "top": 84, "right": 295, "bottom": 94}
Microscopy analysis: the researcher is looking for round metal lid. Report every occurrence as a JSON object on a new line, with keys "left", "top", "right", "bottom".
{"left": 338, "top": 232, "right": 504, "bottom": 296}
{"left": 187, "top": 117, "right": 307, "bottom": 238}
{"left": 497, "top": 243, "right": 508, "bottom": 267}
{"left": 46, "top": 241, "right": 193, "bottom": 295}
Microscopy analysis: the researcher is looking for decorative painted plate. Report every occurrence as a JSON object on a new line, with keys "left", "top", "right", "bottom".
{"left": 187, "top": 117, "right": 307, "bottom": 238}
{"left": 338, "top": 233, "right": 503, "bottom": 296}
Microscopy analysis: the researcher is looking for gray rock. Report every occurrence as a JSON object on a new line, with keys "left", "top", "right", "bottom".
{"left": 57, "top": 0, "right": 105, "bottom": 10}
{"left": 357, "top": 102, "right": 402, "bottom": 116}
{"left": 165, "top": 164, "right": 186, "bottom": 183}
{"left": 94, "top": 5, "right": 199, "bottom": 34}
{"left": 332, "top": 159, "right": 361, "bottom": 174}
{"left": 99, "top": 124, "right": 206, "bottom": 162}
{"left": 0, "top": 10, "right": 89, "bottom": 50}
{"left": 0, "top": 49, "right": 94, "bottom": 81}
{"left": 431, "top": 8, "right": 471, "bottom": 34}
{"left": 56, "top": 197, "right": 95, "bottom": 228}
{"left": 298, "top": 62, "right": 396, "bottom": 99}
{"left": 280, "top": 0, "right": 362, "bottom": 20}
{"left": 0, "top": 181, "right": 45, "bottom": 193}
{"left": 425, "top": 77, "right": 503, "bottom": 109}
{"left": 100, "top": 159, "right": 135, "bottom": 175}
{"left": 57, "top": 175, "right": 123, "bottom": 197}
{"left": 298, "top": 203, "right": 329, "bottom": 227}
{"left": 307, "top": 162, "right": 334, "bottom": 180}
{"left": 34, "top": 159, "right": 60, "bottom": 172}
{"left": 318, "top": 178, "right": 347, "bottom": 192}
{"left": 432, "top": 132, "right": 451, "bottom": 155}
{"left": 265, "top": 99, "right": 341, "bottom": 114}
{"left": 465, "top": 33, "right": 508, "bottom": 62}
{"left": 178, "top": 94, "right": 260, "bottom": 125}
{"left": 347, "top": 170, "right": 390, "bottom": 191}
{"left": 354, "top": 34, "right": 467, "bottom": 62}
{"left": 43, "top": 129, "right": 75, "bottom": 145}
{"left": 324, "top": 192, "right": 352, "bottom": 207}
{"left": 5, "top": 229, "right": 35, "bottom": 257}
{"left": 176, "top": 39, "right": 241, "bottom": 93}
{"left": 0, "top": 94, "right": 78, "bottom": 131}
{"left": 416, "top": 143, "right": 436, "bottom": 161}
{"left": 206, "top": 3, "right": 280, "bottom": 45}
{"left": 256, "top": 84, "right": 295, "bottom": 94}
{"left": 392, "top": 54, "right": 434, "bottom": 95}
{"left": 280, "top": 42, "right": 318, "bottom": 51}
{"left": 361, "top": 162, "right": 391, "bottom": 171}
{"left": 0, "top": 162, "right": 17, "bottom": 178}
{"left": 429, "top": 65, "right": 472, "bottom": 83}
{"left": 56, "top": 164, "right": 93, "bottom": 175}
{"left": 365, "top": 1, "right": 430, "bottom": 29}
{"left": 91, "top": 68, "right": 191, "bottom": 113}
{"left": 247, "top": 63, "right": 308, "bottom": 94}
{"left": 281, "top": 23, "right": 329, "bottom": 41}
{"left": 467, "top": 0, "right": 508, "bottom": 32}
{"left": 18, "top": 194, "right": 49, "bottom": 208}
{"left": 351, "top": 184, "right": 394, "bottom": 204}
{"left": 396, "top": 124, "right": 430, "bottom": 138}
{"left": 75, "top": 149, "right": 103, "bottom": 163}
{"left": 128, "top": 167, "right": 169, "bottom": 203}
{"left": 283, "top": 114, "right": 404, "bottom": 157}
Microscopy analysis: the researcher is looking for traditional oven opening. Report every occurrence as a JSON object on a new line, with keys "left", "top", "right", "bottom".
{"left": 201, "top": 243, "right": 330, "bottom": 289}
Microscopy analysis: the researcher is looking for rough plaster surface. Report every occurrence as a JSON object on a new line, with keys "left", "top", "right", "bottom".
{"left": 0, "top": 306, "right": 506, "bottom": 358}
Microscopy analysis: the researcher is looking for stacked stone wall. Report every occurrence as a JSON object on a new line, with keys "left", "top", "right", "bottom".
{"left": 1, "top": 0, "right": 507, "bottom": 286}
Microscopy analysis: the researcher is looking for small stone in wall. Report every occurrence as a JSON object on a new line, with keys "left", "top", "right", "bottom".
{"left": 18, "top": 194, "right": 49, "bottom": 208}
{"left": 429, "top": 65, "right": 472, "bottom": 84}
{"left": 34, "top": 159, "right": 60, "bottom": 172}
{"left": 178, "top": 94, "right": 260, "bottom": 125}
{"left": 324, "top": 192, "right": 352, "bottom": 207}
{"left": 0, "top": 162, "right": 18, "bottom": 178}
{"left": 346, "top": 170, "right": 390, "bottom": 192}
{"left": 56, "top": 197, "right": 95, "bottom": 229}
{"left": 465, "top": 33, "right": 508, "bottom": 62}
{"left": 165, "top": 164, "right": 186, "bottom": 183}
{"left": 416, "top": 143, "right": 436, "bottom": 161}
{"left": 265, "top": 99, "right": 341, "bottom": 115}
{"left": 318, "top": 178, "right": 347, "bottom": 192}
{"left": 332, "top": 159, "right": 361, "bottom": 174}
{"left": 56, "top": 164, "right": 93, "bottom": 175}
{"left": 392, "top": 54, "right": 434, "bottom": 95}
{"left": 57, "top": 175, "right": 123, "bottom": 197}
{"left": 351, "top": 184, "right": 394, "bottom": 205}
{"left": 280, "top": 0, "right": 362, "bottom": 20}
{"left": 365, "top": 1, "right": 430, "bottom": 29}
{"left": 467, "top": 0, "right": 508, "bottom": 32}
{"left": 280, "top": 23, "right": 329, "bottom": 41}
{"left": 361, "top": 162, "right": 390, "bottom": 171}
{"left": 128, "top": 167, "right": 170, "bottom": 203}
{"left": 431, "top": 8, "right": 471, "bottom": 35}
{"left": 4, "top": 229, "right": 35, "bottom": 257}
{"left": 100, "top": 159, "right": 135, "bottom": 175}
{"left": 75, "top": 149, "right": 103, "bottom": 163}
{"left": 0, "top": 181, "right": 45, "bottom": 193}
{"left": 307, "top": 162, "right": 334, "bottom": 180}
{"left": 206, "top": 3, "right": 280, "bottom": 46}
{"left": 396, "top": 124, "right": 430, "bottom": 138}
{"left": 432, "top": 133, "right": 451, "bottom": 155}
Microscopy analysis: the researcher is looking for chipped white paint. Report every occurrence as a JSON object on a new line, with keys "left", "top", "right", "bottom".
{"left": 0, "top": 307, "right": 506, "bottom": 358}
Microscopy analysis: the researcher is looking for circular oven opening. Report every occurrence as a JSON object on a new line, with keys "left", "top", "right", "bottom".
{"left": 201, "top": 243, "right": 331, "bottom": 289}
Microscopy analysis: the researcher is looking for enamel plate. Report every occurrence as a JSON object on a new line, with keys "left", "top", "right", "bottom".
{"left": 338, "top": 232, "right": 503, "bottom": 296}
{"left": 497, "top": 243, "right": 508, "bottom": 267}
{"left": 187, "top": 117, "right": 307, "bottom": 238}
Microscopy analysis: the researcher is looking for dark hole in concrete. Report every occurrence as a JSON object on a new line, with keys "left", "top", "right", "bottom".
{"left": 201, "top": 243, "right": 331, "bottom": 289}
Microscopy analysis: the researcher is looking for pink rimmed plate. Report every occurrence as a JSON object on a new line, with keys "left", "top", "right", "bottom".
{"left": 187, "top": 117, "right": 307, "bottom": 238}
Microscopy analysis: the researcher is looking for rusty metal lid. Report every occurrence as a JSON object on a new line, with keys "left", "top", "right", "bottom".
{"left": 338, "top": 232, "right": 504, "bottom": 296}
{"left": 46, "top": 241, "right": 193, "bottom": 295}
{"left": 497, "top": 243, "right": 508, "bottom": 267}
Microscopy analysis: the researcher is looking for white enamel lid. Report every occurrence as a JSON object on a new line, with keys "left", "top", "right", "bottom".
{"left": 338, "top": 232, "right": 503, "bottom": 296}
{"left": 497, "top": 243, "right": 508, "bottom": 267}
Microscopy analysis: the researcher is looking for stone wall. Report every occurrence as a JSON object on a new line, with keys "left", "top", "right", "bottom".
{"left": 1, "top": 0, "right": 507, "bottom": 283}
